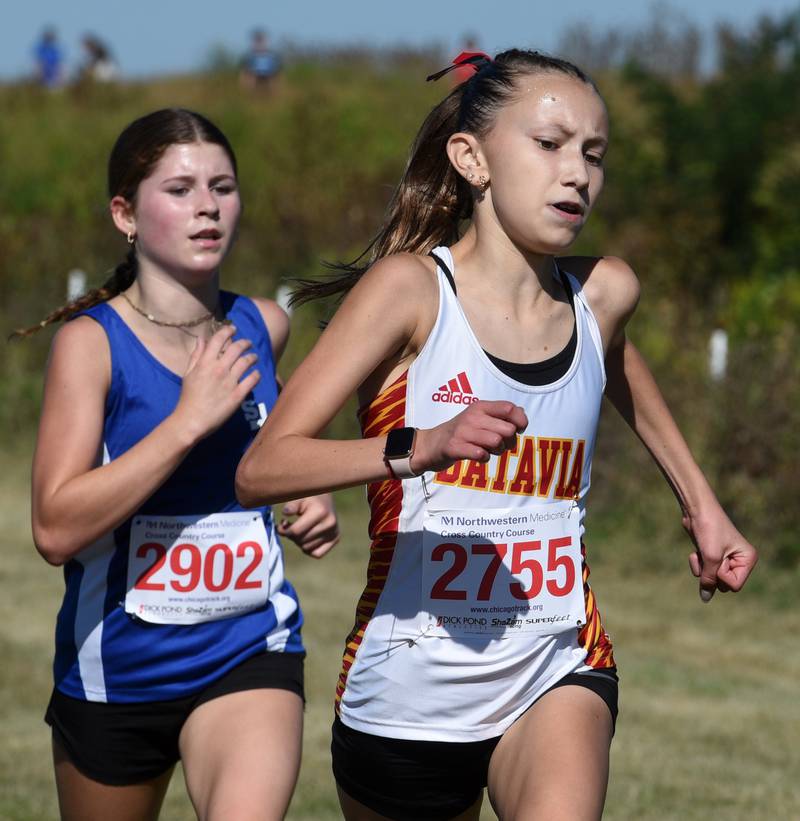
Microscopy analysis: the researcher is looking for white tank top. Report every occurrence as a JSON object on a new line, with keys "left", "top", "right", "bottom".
{"left": 336, "top": 248, "right": 615, "bottom": 742}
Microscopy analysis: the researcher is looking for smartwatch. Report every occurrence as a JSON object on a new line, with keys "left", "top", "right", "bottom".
{"left": 383, "top": 427, "right": 418, "bottom": 479}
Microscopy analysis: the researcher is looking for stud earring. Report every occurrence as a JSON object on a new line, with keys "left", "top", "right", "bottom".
{"left": 467, "top": 172, "right": 475, "bottom": 182}
{"left": 478, "top": 175, "right": 488, "bottom": 191}
{"left": 127, "top": 231, "right": 136, "bottom": 244}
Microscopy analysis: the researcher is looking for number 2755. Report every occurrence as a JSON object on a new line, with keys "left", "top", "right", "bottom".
{"left": 430, "top": 538, "right": 576, "bottom": 601}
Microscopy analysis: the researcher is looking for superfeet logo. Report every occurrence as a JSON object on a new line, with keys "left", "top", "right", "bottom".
{"left": 431, "top": 371, "right": 480, "bottom": 404}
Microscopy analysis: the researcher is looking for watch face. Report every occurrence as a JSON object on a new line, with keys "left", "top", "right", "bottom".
{"left": 385, "top": 427, "right": 416, "bottom": 458}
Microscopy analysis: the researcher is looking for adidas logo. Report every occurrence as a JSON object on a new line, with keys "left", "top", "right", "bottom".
{"left": 431, "top": 371, "right": 480, "bottom": 404}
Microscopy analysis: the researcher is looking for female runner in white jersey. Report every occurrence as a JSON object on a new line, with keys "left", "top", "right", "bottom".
{"left": 236, "top": 51, "right": 758, "bottom": 820}
{"left": 22, "top": 109, "right": 339, "bottom": 821}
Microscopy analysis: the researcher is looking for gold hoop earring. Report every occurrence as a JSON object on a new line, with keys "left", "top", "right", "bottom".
{"left": 127, "top": 231, "right": 136, "bottom": 245}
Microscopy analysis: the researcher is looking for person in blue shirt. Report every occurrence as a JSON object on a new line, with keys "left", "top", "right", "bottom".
{"left": 33, "top": 26, "right": 64, "bottom": 88}
{"left": 21, "top": 108, "right": 338, "bottom": 820}
{"left": 240, "top": 29, "right": 282, "bottom": 89}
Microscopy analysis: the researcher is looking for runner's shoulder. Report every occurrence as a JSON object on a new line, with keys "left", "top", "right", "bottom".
{"left": 357, "top": 252, "right": 439, "bottom": 300}
{"left": 248, "top": 296, "right": 289, "bottom": 336}
{"left": 47, "top": 314, "right": 111, "bottom": 388}
{"left": 51, "top": 313, "right": 110, "bottom": 357}
{"left": 347, "top": 252, "right": 440, "bottom": 338}
{"left": 557, "top": 255, "right": 640, "bottom": 321}
{"left": 247, "top": 296, "right": 290, "bottom": 353}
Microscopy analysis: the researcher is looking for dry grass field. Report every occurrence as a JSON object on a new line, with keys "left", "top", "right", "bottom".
{"left": 1, "top": 446, "right": 797, "bottom": 820}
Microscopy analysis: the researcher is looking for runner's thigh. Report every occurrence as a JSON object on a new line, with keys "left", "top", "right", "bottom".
{"left": 53, "top": 737, "right": 173, "bottom": 821}
{"left": 179, "top": 688, "right": 303, "bottom": 821}
{"left": 487, "top": 685, "right": 613, "bottom": 821}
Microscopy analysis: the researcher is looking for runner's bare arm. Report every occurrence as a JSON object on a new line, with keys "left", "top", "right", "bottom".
{"left": 574, "top": 256, "right": 758, "bottom": 599}
{"left": 236, "top": 255, "right": 527, "bottom": 507}
{"left": 605, "top": 337, "right": 757, "bottom": 598}
{"left": 32, "top": 318, "right": 258, "bottom": 565}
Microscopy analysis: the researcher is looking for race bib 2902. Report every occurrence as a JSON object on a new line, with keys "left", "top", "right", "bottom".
{"left": 125, "top": 512, "right": 272, "bottom": 625}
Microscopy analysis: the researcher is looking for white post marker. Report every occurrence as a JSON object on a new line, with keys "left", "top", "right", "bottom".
{"left": 708, "top": 329, "right": 728, "bottom": 382}
{"left": 67, "top": 269, "right": 87, "bottom": 301}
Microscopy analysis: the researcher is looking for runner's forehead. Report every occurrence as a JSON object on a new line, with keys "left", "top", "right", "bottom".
{"left": 493, "top": 74, "right": 608, "bottom": 140}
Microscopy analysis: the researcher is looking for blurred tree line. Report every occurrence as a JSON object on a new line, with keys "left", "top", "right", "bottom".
{"left": 559, "top": 8, "right": 800, "bottom": 571}
{"left": 1, "top": 9, "right": 797, "bottom": 570}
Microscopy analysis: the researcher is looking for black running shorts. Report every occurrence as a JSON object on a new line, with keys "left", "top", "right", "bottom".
{"left": 45, "top": 650, "right": 304, "bottom": 785}
{"left": 332, "top": 667, "right": 617, "bottom": 820}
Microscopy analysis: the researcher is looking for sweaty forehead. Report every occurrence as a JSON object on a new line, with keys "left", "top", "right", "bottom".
{"left": 150, "top": 142, "right": 235, "bottom": 179}
{"left": 499, "top": 73, "right": 608, "bottom": 137}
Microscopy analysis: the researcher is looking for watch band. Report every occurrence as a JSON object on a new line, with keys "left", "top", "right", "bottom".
{"left": 383, "top": 427, "right": 418, "bottom": 479}
{"left": 386, "top": 455, "right": 418, "bottom": 480}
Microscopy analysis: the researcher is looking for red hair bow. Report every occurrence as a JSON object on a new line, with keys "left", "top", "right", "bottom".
{"left": 426, "top": 51, "right": 493, "bottom": 82}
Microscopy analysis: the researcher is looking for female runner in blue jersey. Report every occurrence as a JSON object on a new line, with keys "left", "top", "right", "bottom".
{"left": 25, "top": 108, "right": 339, "bottom": 820}
{"left": 236, "top": 50, "right": 758, "bottom": 820}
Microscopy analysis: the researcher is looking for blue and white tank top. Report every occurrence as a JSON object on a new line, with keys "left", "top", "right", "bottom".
{"left": 53, "top": 291, "right": 303, "bottom": 703}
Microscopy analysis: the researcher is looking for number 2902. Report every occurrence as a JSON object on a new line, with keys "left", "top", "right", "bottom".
{"left": 134, "top": 541, "right": 263, "bottom": 593}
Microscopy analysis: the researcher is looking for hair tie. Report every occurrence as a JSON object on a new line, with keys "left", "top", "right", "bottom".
{"left": 426, "top": 51, "right": 493, "bottom": 82}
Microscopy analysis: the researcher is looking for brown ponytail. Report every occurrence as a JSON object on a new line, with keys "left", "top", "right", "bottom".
{"left": 291, "top": 84, "right": 472, "bottom": 306}
{"left": 292, "top": 48, "right": 598, "bottom": 307}
{"left": 10, "top": 250, "right": 137, "bottom": 340}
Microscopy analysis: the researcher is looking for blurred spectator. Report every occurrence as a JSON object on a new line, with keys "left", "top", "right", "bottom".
{"left": 240, "top": 28, "right": 282, "bottom": 89}
{"left": 452, "top": 34, "right": 481, "bottom": 85}
{"left": 33, "top": 26, "right": 65, "bottom": 88}
{"left": 77, "top": 34, "right": 119, "bottom": 83}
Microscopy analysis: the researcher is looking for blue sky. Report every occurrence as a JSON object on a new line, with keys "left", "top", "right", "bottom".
{"left": 4, "top": 0, "right": 798, "bottom": 80}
